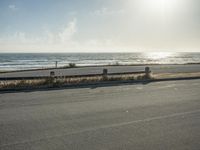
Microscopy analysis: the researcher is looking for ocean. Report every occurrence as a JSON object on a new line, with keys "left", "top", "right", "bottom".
{"left": 0, "top": 52, "right": 200, "bottom": 71}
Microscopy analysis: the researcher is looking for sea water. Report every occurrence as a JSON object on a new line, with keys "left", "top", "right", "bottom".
{"left": 0, "top": 52, "right": 200, "bottom": 71}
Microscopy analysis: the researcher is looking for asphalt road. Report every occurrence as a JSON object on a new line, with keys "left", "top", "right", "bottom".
{"left": 0, "top": 64, "right": 200, "bottom": 78}
{"left": 0, "top": 79, "right": 200, "bottom": 150}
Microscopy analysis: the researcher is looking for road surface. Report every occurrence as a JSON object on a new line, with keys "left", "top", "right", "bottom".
{"left": 0, "top": 79, "right": 200, "bottom": 150}
{"left": 0, "top": 64, "right": 200, "bottom": 78}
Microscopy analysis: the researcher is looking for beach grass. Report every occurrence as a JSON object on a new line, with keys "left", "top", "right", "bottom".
{"left": 1, "top": 72, "right": 200, "bottom": 90}
{"left": 154, "top": 72, "right": 200, "bottom": 79}
{"left": 0, "top": 74, "right": 149, "bottom": 90}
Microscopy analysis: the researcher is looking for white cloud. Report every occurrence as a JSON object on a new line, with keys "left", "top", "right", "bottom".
{"left": 13, "top": 32, "right": 26, "bottom": 43}
{"left": 91, "top": 8, "right": 124, "bottom": 16}
{"left": 3, "top": 18, "right": 198, "bottom": 53}
{"left": 8, "top": 4, "right": 18, "bottom": 11}
{"left": 0, "top": 20, "right": 119, "bottom": 52}
{"left": 0, "top": 32, "right": 27, "bottom": 44}
{"left": 58, "top": 19, "right": 77, "bottom": 43}
{"left": 0, "top": 19, "right": 77, "bottom": 44}
{"left": 68, "top": 11, "right": 78, "bottom": 16}
{"left": 0, "top": 19, "right": 80, "bottom": 52}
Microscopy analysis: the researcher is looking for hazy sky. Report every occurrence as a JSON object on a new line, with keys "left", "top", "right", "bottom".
{"left": 0, "top": 0, "right": 200, "bottom": 52}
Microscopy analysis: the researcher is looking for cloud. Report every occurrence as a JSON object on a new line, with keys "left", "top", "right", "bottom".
{"left": 68, "top": 11, "right": 78, "bottom": 16}
{"left": 0, "top": 19, "right": 77, "bottom": 44}
{"left": 8, "top": 4, "right": 18, "bottom": 11}
{"left": 0, "top": 16, "right": 199, "bottom": 52}
{"left": 0, "top": 32, "right": 28, "bottom": 44}
{"left": 90, "top": 8, "right": 124, "bottom": 16}
{"left": 0, "top": 17, "right": 119, "bottom": 52}
{"left": 42, "top": 18, "right": 78, "bottom": 47}
{"left": 0, "top": 19, "right": 79, "bottom": 52}
{"left": 58, "top": 19, "right": 77, "bottom": 43}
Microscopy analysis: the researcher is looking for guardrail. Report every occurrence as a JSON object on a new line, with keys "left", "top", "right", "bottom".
{"left": 0, "top": 67, "right": 151, "bottom": 81}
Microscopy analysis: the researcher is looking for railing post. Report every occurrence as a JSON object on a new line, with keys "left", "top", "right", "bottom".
{"left": 145, "top": 67, "right": 151, "bottom": 79}
{"left": 103, "top": 69, "right": 108, "bottom": 80}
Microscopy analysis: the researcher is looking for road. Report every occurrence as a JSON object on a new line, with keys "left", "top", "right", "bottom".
{"left": 0, "top": 64, "right": 200, "bottom": 78}
{"left": 0, "top": 79, "right": 200, "bottom": 150}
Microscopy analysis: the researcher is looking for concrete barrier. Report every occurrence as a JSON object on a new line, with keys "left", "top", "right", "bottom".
{"left": 55, "top": 61, "right": 58, "bottom": 68}
{"left": 103, "top": 69, "right": 108, "bottom": 80}
{"left": 50, "top": 71, "right": 55, "bottom": 77}
{"left": 145, "top": 67, "right": 151, "bottom": 79}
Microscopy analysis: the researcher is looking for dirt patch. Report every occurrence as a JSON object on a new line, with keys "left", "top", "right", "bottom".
{"left": 153, "top": 72, "right": 200, "bottom": 79}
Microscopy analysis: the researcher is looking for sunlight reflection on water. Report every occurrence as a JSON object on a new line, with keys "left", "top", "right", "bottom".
{"left": 144, "top": 52, "right": 175, "bottom": 60}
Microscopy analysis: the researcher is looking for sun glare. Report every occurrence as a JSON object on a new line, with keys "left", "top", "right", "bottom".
{"left": 136, "top": 0, "right": 181, "bottom": 15}
{"left": 145, "top": 52, "right": 173, "bottom": 60}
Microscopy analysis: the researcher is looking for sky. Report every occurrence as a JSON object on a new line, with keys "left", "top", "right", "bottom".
{"left": 0, "top": 0, "right": 200, "bottom": 53}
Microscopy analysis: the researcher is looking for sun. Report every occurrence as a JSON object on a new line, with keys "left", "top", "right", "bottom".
{"left": 136, "top": 0, "right": 181, "bottom": 14}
